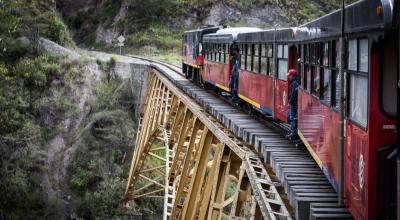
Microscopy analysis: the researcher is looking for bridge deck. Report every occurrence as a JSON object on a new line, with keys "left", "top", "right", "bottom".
{"left": 124, "top": 58, "right": 353, "bottom": 220}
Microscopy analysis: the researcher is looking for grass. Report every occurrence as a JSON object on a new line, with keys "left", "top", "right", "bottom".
{"left": 154, "top": 53, "right": 182, "bottom": 66}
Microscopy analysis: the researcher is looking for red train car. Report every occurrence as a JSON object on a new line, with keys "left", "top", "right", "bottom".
{"left": 294, "top": 0, "right": 397, "bottom": 219}
{"left": 182, "top": 26, "right": 221, "bottom": 82}
{"left": 202, "top": 28, "right": 262, "bottom": 91}
{"left": 236, "top": 29, "right": 298, "bottom": 122}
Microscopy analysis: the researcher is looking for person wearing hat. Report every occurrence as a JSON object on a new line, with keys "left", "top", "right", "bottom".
{"left": 286, "top": 69, "right": 299, "bottom": 139}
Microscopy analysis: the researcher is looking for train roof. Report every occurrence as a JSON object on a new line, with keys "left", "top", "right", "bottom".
{"left": 294, "top": 0, "right": 395, "bottom": 41}
{"left": 236, "top": 0, "right": 395, "bottom": 44}
{"left": 183, "top": 26, "right": 222, "bottom": 35}
{"left": 203, "top": 27, "right": 263, "bottom": 44}
{"left": 237, "top": 28, "right": 296, "bottom": 43}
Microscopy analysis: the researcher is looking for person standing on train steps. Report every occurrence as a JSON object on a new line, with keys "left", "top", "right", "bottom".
{"left": 286, "top": 69, "right": 299, "bottom": 140}
{"left": 229, "top": 43, "right": 240, "bottom": 101}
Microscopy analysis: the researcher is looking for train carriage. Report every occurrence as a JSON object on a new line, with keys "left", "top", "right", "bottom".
{"left": 236, "top": 28, "right": 298, "bottom": 122}
{"left": 294, "top": 0, "right": 397, "bottom": 219}
{"left": 202, "top": 27, "right": 262, "bottom": 91}
{"left": 182, "top": 26, "right": 221, "bottom": 82}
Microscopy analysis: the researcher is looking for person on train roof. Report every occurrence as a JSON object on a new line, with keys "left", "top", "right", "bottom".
{"left": 286, "top": 69, "right": 299, "bottom": 140}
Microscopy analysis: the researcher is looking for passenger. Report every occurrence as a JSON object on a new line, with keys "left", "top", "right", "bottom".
{"left": 229, "top": 43, "right": 240, "bottom": 100}
{"left": 197, "top": 51, "right": 205, "bottom": 68}
{"left": 286, "top": 69, "right": 299, "bottom": 139}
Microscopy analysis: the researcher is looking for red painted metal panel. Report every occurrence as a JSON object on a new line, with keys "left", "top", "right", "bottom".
{"left": 344, "top": 53, "right": 397, "bottom": 220}
{"left": 238, "top": 70, "right": 273, "bottom": 110}
{"left": 274, "top": 79, "right": 288, "bottom": 122}
{"left": 204, "top": 61, "right": 230, "bottom": 88}
{"left": 182, "top": 43, "right": 197, "bottom": 67}
{"left": 298, "top": 90, "right": 340, "bottom": 184}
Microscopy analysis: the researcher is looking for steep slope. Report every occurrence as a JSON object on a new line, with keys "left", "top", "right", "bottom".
{"left": 56, "top": 0, "right": 354, "bottom": 50}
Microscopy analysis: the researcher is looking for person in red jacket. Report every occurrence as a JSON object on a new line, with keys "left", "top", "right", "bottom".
{"left": 197, "top": 51, "right": 205, "bottom": 68}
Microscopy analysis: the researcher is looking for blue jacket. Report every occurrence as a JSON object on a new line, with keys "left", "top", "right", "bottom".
{"left": 288, "top": 79, "right": 299, "bottom": 107}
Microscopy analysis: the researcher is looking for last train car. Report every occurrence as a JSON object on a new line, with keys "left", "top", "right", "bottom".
{"left": 294, "top": 0, "right": 397, "bottom": 219}
{"left": 182, "top": 26, "right": 221, "bottom": 82}
{"left": 202, "top": 27, "right": 262, "bottom": 91}
{"left": 236, "top": 28, "right": 298, "bottom": 122}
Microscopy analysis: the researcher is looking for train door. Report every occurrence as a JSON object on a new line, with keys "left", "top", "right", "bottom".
{"left": 274, "top": 44, "right": 289, "bottom": 122}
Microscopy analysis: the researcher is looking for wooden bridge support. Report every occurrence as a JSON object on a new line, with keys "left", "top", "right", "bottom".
{"left": 124, "top": 70, "right": 291, "bottom": 220}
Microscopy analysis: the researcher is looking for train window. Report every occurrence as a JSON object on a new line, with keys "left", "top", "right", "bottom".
{"left": 216, "top": 44, "right": 219, "bottom": 62}
{"left": 334, "top": 41, "right": 340, "bottom": 68}
{"left": 267, "top": 45, "right": 273, "bottom": 57}
{"left": 311, "top": 67, "right": 320, "bottom": 96}
{"left": 309, "top": 44, "right": 314, "bottom": 63}
{"left": 358, "top": 39, "right": 368, "bottom": 72}
{"left": 381, "top": 37, "right": 397, "bottom": 117}
{"left": 321, "top": 68, "right": 331, "bottom": 103}
{"left": 278, "top": 60, "right": 288, "bottom": 80}
{"left": 348, "top": 38, "right": 369, "bottom": 128}
{"left": 226, "top": 44, "right": 230, "bottom": 64}
{"left": 241, "top": 44, "right": 246, "bottom": 69}
{"left": 278, "top": 45, "right": 283, "bottom": 58}
{"left": 254, "top": 44, "right": 260, "bottom": 73}
{"left": 307, "top": 65, "right": 311, "bottom": 90}
{"left": 209, "top": 44, "right": 212, "bottom": 60}
{"left": 261, "top": 44, "right": 267, "bottom": 75}
{"left": 303, "top": 65, "right": 308, "bottom": 90}
{"left": 283, "top": 45, "right": 288, "bottom": 59}
{"left": 332, "top": 70, "right": 340, "bottom": 108}
{"left": 349, "top": 74, "right": 368, "bottom": 127}
{"left": 311, "top": 43, "right": 320, "bottom": 64}
{"left": 306, "top": 44, "right": 310, "bottom": 63}
{"left": 277, "top": 44, "right": 288, "bottom": 80}
{"left": 246, "top": 44, "right": 253, "bottom": 72}
{"left": 348, "top": 39, "right": 357, "bottom": 71}
{"left": 268, "top": 57, "right": 274, "bottom": 76}
{"left": 323, "top": 42, "right": 329, "bottom": 66}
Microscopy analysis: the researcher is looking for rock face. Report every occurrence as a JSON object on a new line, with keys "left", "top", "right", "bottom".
{"left": 202, "top": 3, "right": 290, "bottom": 28}
{"left": 95, "top": 25, "right": 119, "bottom": 44}
{"left": 56, "top": 0, "right": 349, "bottom": 46}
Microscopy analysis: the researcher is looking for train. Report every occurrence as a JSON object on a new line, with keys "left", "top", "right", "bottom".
{"left": 182, "top": 0, "right": 399, "bottom": 220}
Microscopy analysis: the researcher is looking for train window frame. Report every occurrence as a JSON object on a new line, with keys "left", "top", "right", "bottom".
{"left": 300, "top": 40, "right": 340, "bottom": 110}
{"left": 214, "top": 43, "right": 217, "bottom": 62}
{"left": 225, "top": 43, "right": 229, "bottom": 64}
{"left": 379, "top": 37, "right": 397, "bottom": 119}
{"left": 311, "top": 66, "right": 321, "bottom": 97}
{"left": 219, "top": 44, "right": 223, "bottom": 63}
{"left": 277, "top": 44, "right": 288, "bottom": 81}
{"left": 267, "top": 44, "right": 274, "bottom": 76}
{"left": 240, "top": 44, "right": 246, "bottom": 70}
{"left": 260, "top": 44, "right": 268, "bottom": 75}
{"left": 253, "top": 44, "right": 261, "bottom": 74}
{"left": 346, "top": 37, "right": 369, "bottom": 129}
{"left": 246, "top": 44, "right": 253, "bottom": 72}
{"left": 209, "top": 44, "right": 213, "bottom": 61}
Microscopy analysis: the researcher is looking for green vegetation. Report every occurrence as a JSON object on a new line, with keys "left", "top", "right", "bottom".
{"left": 0, "top": 43, "right": 84, "bottom": 220}
{"left": 68, "top": 75, "right": 136, "bottom": 219}
{"left": 131, "top": 140, "right": 165, "bottom": 219}
{"left": 126, "top": 25, "right": 184, "bottom": 53}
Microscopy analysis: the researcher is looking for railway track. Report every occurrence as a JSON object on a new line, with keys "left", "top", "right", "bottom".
{"left": 124, "top": 56, "right": 354, "bottom": 220}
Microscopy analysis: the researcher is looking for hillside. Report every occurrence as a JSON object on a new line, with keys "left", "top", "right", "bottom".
{"left": 0, "top": 1, "right": 141, "bottom": 219}
{"left": 55, "top": 0, "right": 353, "bottom": 54}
